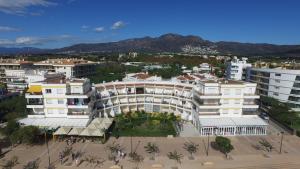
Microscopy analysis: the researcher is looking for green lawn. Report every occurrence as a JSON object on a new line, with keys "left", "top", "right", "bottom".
{"left": 111, "top": 111, "right": 178, "bottom": 137}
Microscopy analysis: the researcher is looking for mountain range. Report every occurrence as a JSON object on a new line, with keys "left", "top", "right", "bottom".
{"left": 1, "top": 33, "right": 300, "bottom": 57}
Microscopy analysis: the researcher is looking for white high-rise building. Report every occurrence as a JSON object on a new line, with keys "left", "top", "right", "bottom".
{"left": 226, "top": 57, "right": 252, "bottom": 80}
{"left": 247, "top": 67, "right": 300, "bottom": 111}
{"left": 21, "top": 76, "right": 96, "bottom": 128}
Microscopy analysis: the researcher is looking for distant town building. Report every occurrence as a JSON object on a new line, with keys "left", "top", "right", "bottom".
{"left": 123, "top": 72, "right": 162, "bottom": 82}
{"left": 34, "top": 58, "right": 97, "bottom": 79}
{"left": 226, "top": 57, "right": 252, "bottom": 80}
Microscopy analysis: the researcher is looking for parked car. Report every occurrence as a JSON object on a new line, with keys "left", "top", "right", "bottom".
{"left": 260, "top": 112, "right": 269, "bottom": 120}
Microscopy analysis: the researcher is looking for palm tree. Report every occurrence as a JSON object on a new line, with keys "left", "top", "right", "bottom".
{"left": 129, "top": 152, "right": 144, "bottom": 169}
{"left": 167, "top": 151, "right": 183, "bottom": 169}
{"left": 183, "top": 141, "right": 199, "bottom": 160}
{"left": 1, "top": 156, "right": 19, "bottom": 169}
{"left": 144, "top": 142, "right": 160, "bottom": 160}
{"left": 23, "top": 158, "right": 40, "bottom": 169}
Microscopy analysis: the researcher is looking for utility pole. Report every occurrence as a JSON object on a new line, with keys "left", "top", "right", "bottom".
{"left": 44, "top": 130, "right": 51, "bottom": 167}
{"left": 279, "top": 131, "right": 284, "bottom": 154}
{"left": 206, "top": 134, "right": 210, "bottom": 156}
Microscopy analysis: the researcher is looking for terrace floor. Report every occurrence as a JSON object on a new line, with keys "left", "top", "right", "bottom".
{"left": 2, "top": 135, "right": 300, "bottom": 169}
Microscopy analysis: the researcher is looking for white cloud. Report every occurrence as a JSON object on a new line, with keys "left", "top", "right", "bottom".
{"left": 0, "top": 0, "right": 55, "bottom": 15}
{"left": 0, "top": 26, "right": 21, "bottom": 32}
{"left": 81, "top": 25, "right": 89, "bottom": 29}
{"left": 94, "top": 27, "right": 104, "bottom": 32}
{"left": 111, "top": 21, "right": 125, "bottom": 30}
{"left": 0, "top": 35, "right": 74, "bottom": 47}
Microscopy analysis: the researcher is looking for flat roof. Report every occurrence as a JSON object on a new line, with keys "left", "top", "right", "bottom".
{"left": 19, "top": 117, "right": 89, "bottom": 129}
{"left": 199, "top": 116, "right": 267, "bottom": 127}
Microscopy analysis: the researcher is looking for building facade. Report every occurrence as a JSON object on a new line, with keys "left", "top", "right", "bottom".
{"left": 226, "top": 57, "right": 252, "bottom": 80}
{"left": 95, "top": 79, "right": 266, "bottom": 136}
{"left": 247, "top": 67, "right": 300, "bottom": 111}
{"left": 25, "top": 77, "right": 95, "bottom": 121}
{"left": 34, "top": 58, "right": 97, "bottom": 79}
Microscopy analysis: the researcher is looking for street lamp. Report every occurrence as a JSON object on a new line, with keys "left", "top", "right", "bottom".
{"left": 44, "top": 129, "right": 51, "bottom": 167}
{"left": 206, "top": 134, "right": 210, "bottom": 156}
{"left": 279, "top": 131, "right": 284, "bottom": 154}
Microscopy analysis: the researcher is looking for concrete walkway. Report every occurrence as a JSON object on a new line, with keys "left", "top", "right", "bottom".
{"left": 179, "top": 122, "right": 201, "bottom": 137}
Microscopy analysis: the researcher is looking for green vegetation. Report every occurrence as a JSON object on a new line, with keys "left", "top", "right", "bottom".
{"left": 0, "top": 156, "right": 19, "bottom": 169}
{"left": 144, "top": 142, "right": 160, "bottom": 160}
{"left": 167, "top": 150, "right": 183, "bottom": 167}
{"left": 183, "top": 141, "right": 199, "bottom": 160}
{"left": 258, "top": 138, "right": 273, "bottom": 152}
{"left": 215, "top": 136, "right": 234, "bottom": 158}
{"left": 112, "top": 111, "right": 178, "bottom": 137}
{"left": 0, "top": 95, "right": 27, "bottom": 121}
{"left": 260, "top": 96, "right": 300, "bottom": 131}
{"left": 148, "top": 64, "right": 181, "bottom": 79}
{"left": 87, "top": 63, "right": 143, "bottom": 83}
{"left": 3, "top": 120, "right": 41, "bottom": 145}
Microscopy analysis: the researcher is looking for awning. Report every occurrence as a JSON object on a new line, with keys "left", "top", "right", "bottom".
{"left": 19, "top": 117, "right": 89, "bottom": 129}
{"left": 53, "top": 127, "right": 72, "bottom": 135}
{"left": 68, "top": 128, "right": 84, "bottom": 136}
{"left": 199, "top": 116, "right": 268, "bottom": 127}
{"left": 27, "top": 85, "right": 42, "bottom": 93}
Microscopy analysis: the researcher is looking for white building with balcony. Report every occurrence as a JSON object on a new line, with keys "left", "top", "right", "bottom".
{"left": 95, "top": 79, "right": 267, "bottom": 136}
{"left": 226, "top": 57, "right": 252, "bottom": 80}
{"left": 247, "top": 67, "right": 300, "bottom": 111}
{"left": 21, "top": 76, "right": 95, "bottom": 128}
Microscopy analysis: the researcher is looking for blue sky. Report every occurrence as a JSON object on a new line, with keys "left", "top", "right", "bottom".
{"left": 0, "top": 0, "right": 300, "bottom": 48}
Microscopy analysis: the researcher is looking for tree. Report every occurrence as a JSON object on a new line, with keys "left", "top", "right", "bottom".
{"left": 4, "top": 120, "right": 20, "bottom": 136}
{"left": 129, "top": 152, "right": 144, "bottom": 169}
{"left": 144, "top": 142, "right": 160, "bottom": 160}
{"left": 258, "top": 138, "right": 273, "bottom": 152}
{"left": 215, "top": 136, "right": 234, "bottom": 158}
{"left": 183, "top": 141, "right": 199, "bottom": 160}
{"left": 167, "top": 150, "right": 183, "bottom": 169}
{"left": 23, "top": 158, "right": 40, "bottom": 169}
{"left": 21, "top": 126, "right": 41, "bottom": 144}
{"left": 0, "top": 156, "right": 19, "bottom": 169}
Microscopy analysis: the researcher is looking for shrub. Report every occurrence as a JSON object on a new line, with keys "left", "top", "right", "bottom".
{"left": 215, "top": 136, "right": 234, "bottom": 158}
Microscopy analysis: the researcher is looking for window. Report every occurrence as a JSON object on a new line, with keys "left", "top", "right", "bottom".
{"left": 58, "top": 99, "right": 64, "bottom": 104}
{"left": 46, "top": 89, "right": 52, "bottom": 93}
{"left": 223, "top": 99, "right": 229, "bottom": 104}
{"left": 235, "top": 99, "right": 241, "bottom": 104}
{"left": 275, "top": 79, "right": 280, "bottom": 83}
{"left": 273, "top": 92, "right": 279, "bottom": 96}
{"left": 275, "top": 73, "right": 281, "bottom": 76}
{"left": 223, "top": 89, "right": 230, "bottom": 95}
{"left": 46, "top": 99, "right": 52, "bottom": 104}
{"left": 58, "top": 109, "right": 65, "bottom": 114}
{"left": 57, "top": 89, "right": 64, "bottom": 94}
{"left": 235, "top": 89, "right": 241, "bottom": 95}
{"left": 274, "top": 86, "right": 280, "bottom": 90}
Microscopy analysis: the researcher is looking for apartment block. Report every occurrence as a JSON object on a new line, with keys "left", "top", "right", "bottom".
{"left": 34, "top": 58, "right": 97, "bottom": 78}
{"left": 247, "top": 67, "right": 300, "bottom": 111}
{"left": 96, "top": 79, "right": 266, "bottom": 136}
{"left": 23, "top": 76, "right": 95, "bottom": 128}
{"left": 226, "top": 57, "right": 252, "bottom": 80}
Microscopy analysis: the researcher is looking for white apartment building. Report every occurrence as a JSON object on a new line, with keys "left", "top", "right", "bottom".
{"left": 34, "top": 58, "right": 97, "bottom": 79}
{"left": 247, "top": 67, "right": 300, "bottom": 111}
{"left": 193, "top": 63, "right": 211, "bottom": 73}
{"left": 0, "top": 59, "right": 34, "bottom": 93}
{"left": 21, "top": 77, "right": 95, "bottom": 128}
{"left": 226, "top": 57, "right": 252, "bottom": 80}
{"left": 95, "top": 79, "right": 266, "bottom": 136}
